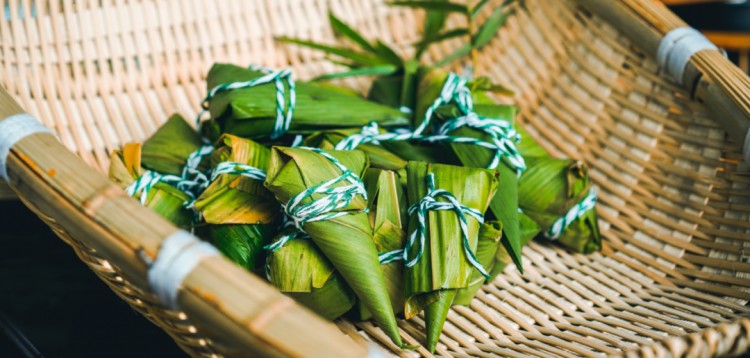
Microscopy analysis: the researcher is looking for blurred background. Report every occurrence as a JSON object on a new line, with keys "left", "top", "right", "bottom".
{"left": 1, "top": 0, "right": 750, "bottom": 357}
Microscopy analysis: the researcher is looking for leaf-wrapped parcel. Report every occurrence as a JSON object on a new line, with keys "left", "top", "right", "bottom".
{"left": 140, "top": 114, "right": 207, "bottom": 175}
{"left": 194, "top": 135, "right": 279, "bottom": 224}
{"left": 194, "top": 135, "right": 280, "bottom": 271}
{"left": 404, "top": 161, "right": 498, "bottom": 352}
{"left": 304, "top": 129, "right": 407, "bottom": 172}
{"left": 514, "top": 124, "right": 601, "bottom": 253}
{"left": 201, "top": 63, "right": 409, "bottom": 141}
{"left": 109, "top": 143, "right": 194, "bottom": 229}
{"left": 415, "top": 69, "right": 524, "bottom": 272}
{"left": 264, "top": 147, "right": 402, "bottom": 346}
{"left": 357, "top": 168, "right": 408, "bottom": 320}
{"left": 518, "top": 156, "right": 601, "bottom": 254}
{"left": 266, "top": 231, "right": 356, "bottom": 320}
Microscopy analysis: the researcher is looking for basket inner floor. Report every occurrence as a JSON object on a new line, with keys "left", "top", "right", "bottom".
{"left": 2, "top": 0, "right": 750, "bottom": 356}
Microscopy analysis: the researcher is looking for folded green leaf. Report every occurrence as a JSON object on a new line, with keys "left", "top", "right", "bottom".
{"left": 141, "top": 114, "right": 204, "bottom": 176}
{"left": 203, "top": 64, "right": 409, "bottom": 140}
{"left": 453, "top": 221, "right": 502, "bottom": 305}
{"left": 304, "top": 129, "right": 408, "bottom": 172}
{"left": 195, "top": 135, "right": 279, "bottom": 224}
{"left": 208, "top": 224, "right": 277, "bottom": 271}
{"left": 267, "top": 233, "right": 356, "bottom": 320}
{"left": 109, "top": 144, "right": 194, "bottom": 229}
{"left": 491, "top": 211, "right": 539, "bottom": 278}
{"left": 368, "top": 74, "right": 404, "bottom": 109}
{"left": 518, "top": 157, "right": 601, "bottom": 254}
{"left": 404, "top": 161, "right": 499, "bottom": 352}
{"left": 265, "top": 147, "right": 402, "bottom": 346}
{"left": 416, "top": 69, "right": 524, "bottom": 272}
{"left": 358, "top": 169, "right": 408, "bottom": 320}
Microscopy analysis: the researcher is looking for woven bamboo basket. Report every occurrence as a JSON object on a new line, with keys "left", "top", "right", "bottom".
{"left": 2, "top": 0, "right": 750, "bottom": 356}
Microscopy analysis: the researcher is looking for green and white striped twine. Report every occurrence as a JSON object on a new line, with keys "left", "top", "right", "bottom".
{"left": 176, "top": 144, "right": 214, "bottom": 194}
{"left": 209, "top": 161, "right": 267, "bottom": 182}
{"left": 125, "top": 170, "right": 188, "bottom": 205}
{"left": 265, "top": 147, "right": 368, "bottom": 251}
{"left": 544, "top": 188, "right": 598, "bottom": 240}
{"left": 126, "top": 145, "right": 269, "bottom": 224}
{"left": 335, "top": 73, "right": 526, "bottom": 173}
{"left": 380, "top": 173, "right": 490, "bottom": 278}
{"left": 199, "top": 65, "right": 296, "bottom": 140}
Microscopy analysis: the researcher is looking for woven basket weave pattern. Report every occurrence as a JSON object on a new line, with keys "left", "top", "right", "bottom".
{"left": 2, "top": 0, "right": 750, "bottom": 356}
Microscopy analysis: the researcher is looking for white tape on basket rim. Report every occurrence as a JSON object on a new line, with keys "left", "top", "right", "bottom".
{"left": 0, "top": 113, "right": 52, "bottom": 181}
{"left": 744, "top": 129, "right": 750, "bottom": 165}
{"left": 657, "top": 27, "right": 718, "bottom": 85}
{"left": 148, "top": 230, "right": 219, "bottom": 309}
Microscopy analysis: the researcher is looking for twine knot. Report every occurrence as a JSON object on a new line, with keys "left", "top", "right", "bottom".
{"left": 265, "top": 147, "right": 368, "bottom": 251}
{"left": 199, "top": 66, "right": 296, "bottom": 139}
{"left": 382, "top": 173, "right": 489, "bottom": 278}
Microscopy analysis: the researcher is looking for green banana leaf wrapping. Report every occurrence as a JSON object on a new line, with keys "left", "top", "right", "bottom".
{"left": 193, "top": 135, "right": 280, "bottom": 274}
{"left": 201, "top": 63, "right": 409, "bottom": 140}
{"left": 304, "top": 129, "right": 407, "bottom": 172}
{"left": 490, "top": 212, "right": 540, "bottom": 278}
{"left": 455, "top": 213, "right": 541, "bottom": 305}
{"left": 108, "top": 143, "right": 194, "bottom": 229}
{"left": 404, "top": 161, "right": 499, "bottom": 352}
{"left": 453, "top": 221, "right": 502, "bottom": 306}
{"left": 194, "top": 135, "right": 279, "bottom": 225}
{"left": 207, "top": 224, "right": 276, "bottom": 272}
{"left": 518, "top": 157, "right": 601, "bottom": 254}
{"left": 357, "top": 168, "right": 408, "bottom": 320}
{"left": 416, "top": 69, "right": 524, "bottom": 272}
{"left": 264, "top": 147, "right": 402, "bottom": 346}
{"left": 141, "top": 114, "right": 206, "bottom": 176}
{"left": 514, "top": 124, "right": 601, "bottom": 253}
{"left": 366, "top": 60, "right": 421, "bottom": 110}
{"left": 266, "top": 231, "right": 356, "bottom": 320}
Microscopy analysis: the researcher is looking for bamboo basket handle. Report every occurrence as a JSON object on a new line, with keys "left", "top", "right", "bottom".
{"left": 578, "top": 0, "right": 750, "bottom": 150}
{"left": 0, "top": 85, "right": 373, "bottom": 358}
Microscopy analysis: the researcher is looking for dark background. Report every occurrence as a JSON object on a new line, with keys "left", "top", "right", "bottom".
{"left": 0, "top": 200, "right": 184, "bottom": 357}
{"left": 1, "top": 1, "right": 750, "bottom": 357}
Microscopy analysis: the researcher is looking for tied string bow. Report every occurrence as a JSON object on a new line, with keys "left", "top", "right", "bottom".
{"left": 265, "top": 147, "right": 368, "bottom": 251}
{"left": 380, "top": 173, "right": 490, "bottom": 278}
{"left": 335, "top": 73, "right": 526, "bottom": 173}
{"left": 198, "top": 65, "right": 296, "bottom": 140}
{"left": 545, "top": 188, "right": 598, "bottom": 240}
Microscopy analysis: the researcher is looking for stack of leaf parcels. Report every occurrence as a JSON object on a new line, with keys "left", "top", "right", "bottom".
{"left": 110, "top": 4, "right": 601, "bottom": 352}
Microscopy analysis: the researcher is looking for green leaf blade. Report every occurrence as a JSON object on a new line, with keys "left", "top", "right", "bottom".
{"left": 472, "top": 6, "right": 509, "bottom": 49}
{"left": 388, "top": 1, "right": 469, "bottom": 14}
{"left": 312, "top": 65, "right": 399, "bottom": 81}
{"left": 328, "top": 12, "right": 378, "bottom": 54}
{"left": 277, "top": 37, "right": 387, "bottom": 66}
